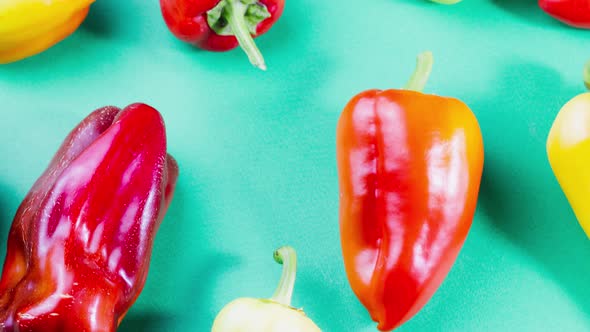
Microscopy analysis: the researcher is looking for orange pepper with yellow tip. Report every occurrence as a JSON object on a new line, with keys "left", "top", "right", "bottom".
{"left": 547, "top": 61, "right": 590, "bottom": 237}
{"left": 0, "top": 0, "right": 94, "bottom": 64}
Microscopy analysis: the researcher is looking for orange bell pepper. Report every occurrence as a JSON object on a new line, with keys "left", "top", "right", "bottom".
{"left": 0, "top": 0, "right": 94, "bottom": 64}
{"left": 336, "top": 52, "right": 484, "bottom": 331}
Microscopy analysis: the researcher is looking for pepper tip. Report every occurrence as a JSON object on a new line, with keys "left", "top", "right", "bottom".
{"left": 256, "top": 63, "right": 268, "bottom": 71}
{"left": 428, "top": 0, "right": 462, "bottom": 4}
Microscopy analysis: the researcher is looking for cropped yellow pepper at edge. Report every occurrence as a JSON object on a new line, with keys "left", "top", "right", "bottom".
{"left": 0, "top": 0, "right": 94, "bottom": 64}
{"left": 547, "top": 60, "right": 590, "bottom": 237}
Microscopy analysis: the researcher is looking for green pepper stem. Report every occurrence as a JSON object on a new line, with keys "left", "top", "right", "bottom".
{"left": 226, "top": 0, "right": 266, "bottom": 71}
{"left": 584, "top": 60, "right": 590, "bottom": 90}
{"left": 428, "top": 0, "right": 462, "bottom": 4}
{"left": 403, "top": 51, "right": 434, "bottom": 92}
{"left": 270, "top": 246, "right": 297, "bottom": 306}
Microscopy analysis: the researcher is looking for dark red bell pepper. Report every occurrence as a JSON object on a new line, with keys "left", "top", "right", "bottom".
{"left": 0, "top": 104, "right": 178, "bottom": 331}
{"left": 159, "top": 0, "right": 285, "bottom": 70}
{"left": 539, "top": 0, "right": 590, "bottom": 28}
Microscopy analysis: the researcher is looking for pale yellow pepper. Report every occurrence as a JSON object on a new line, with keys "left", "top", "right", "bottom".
{"left": 211, "top": 246, "right": 321, "bottom": 332}
{"left": 547, "top": 61, "right": 590, "bottom": 237}
{"left": 0, "top": 0, "right": 94, "bottom": 64}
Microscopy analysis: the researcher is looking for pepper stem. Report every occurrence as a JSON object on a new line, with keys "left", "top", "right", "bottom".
{"left": 584, "top": 60, "right": 590, "bottom": 90}
{"left": 403, "top": 51, "right": 434, "bottom": 92}
{"left": 270, "top": 246, "right": 297, "bottom": 306}
{"left": 226, "top": 0, "right": 266, "bottom": 70}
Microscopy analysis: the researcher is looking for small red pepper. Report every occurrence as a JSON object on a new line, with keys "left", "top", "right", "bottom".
{"left": 159, "top": 0, "right": 285, "bottom": 70}
{"left": 0, "top": 104, "right": 178, "bottom": 331}
{"left": 336, "top": 52, "right": 484, "bottom": 331}
{"left": 539, "top": 0, "right": 590, "bottom": 28}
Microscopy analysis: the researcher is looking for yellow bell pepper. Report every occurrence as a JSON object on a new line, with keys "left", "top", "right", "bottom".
{"left": 0, "top": 0, "right": 94, "bottom": 64}
{"left": 547, "top": 61, "right": 590, "bottom": 237}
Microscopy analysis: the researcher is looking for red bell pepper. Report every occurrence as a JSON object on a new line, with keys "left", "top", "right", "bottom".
{"left": 539, "top": 0, "right": 590, "bottom": 28}
{"left": 336, "top": 52, "right": 484, "bottom": 331}
{"left": 0, "top": 104, "right": 178, "bottom": 331}
{"left": 159, "top": 0, "right": 285, "bottom": 70}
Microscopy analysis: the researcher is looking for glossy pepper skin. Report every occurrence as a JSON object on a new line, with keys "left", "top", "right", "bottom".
{"left": 337, "top": 53, "right": 484, "bottom": 331}
{"left": 212, "top": 246, "right": 321, "bottom": 331}
{"left": 159, "top": 0, "right": 284, "bottom": 70}
{"left": 0, "top": 0, "right": 94, "bottom": 64}
{"left": 0, "top": 104, "right": 179, "bottom": 331}
{"left": 547, "top": 65, "right": 590, "bottom": 236}
{"left": 539, "top": 0, "right": 590, "bottom": 28}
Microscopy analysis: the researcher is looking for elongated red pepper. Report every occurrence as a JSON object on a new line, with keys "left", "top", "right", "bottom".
{"left": 0, "top": 104, "right": 178, "bottom": 331}
{"left": 336, "top": 52, "right": 484, "bottom": 331}
{"left": 539, "top": 0, "right": 590, "bottom": 28}
{"left": 159, "top": 0, "right": 284, "bottom": 70}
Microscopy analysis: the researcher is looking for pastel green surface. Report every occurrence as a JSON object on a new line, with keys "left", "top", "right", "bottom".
{"left": 0, "top": 0, "right": 588, "bottom": 331}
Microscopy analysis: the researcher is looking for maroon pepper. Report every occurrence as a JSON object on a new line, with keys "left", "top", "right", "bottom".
{"left": 0, "top": 104, "right": 178, "bottom": 331}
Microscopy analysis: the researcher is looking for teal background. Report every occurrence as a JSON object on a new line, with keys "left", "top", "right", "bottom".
{"left": 0, "top": 0, "right": 589, "bottom": 330}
